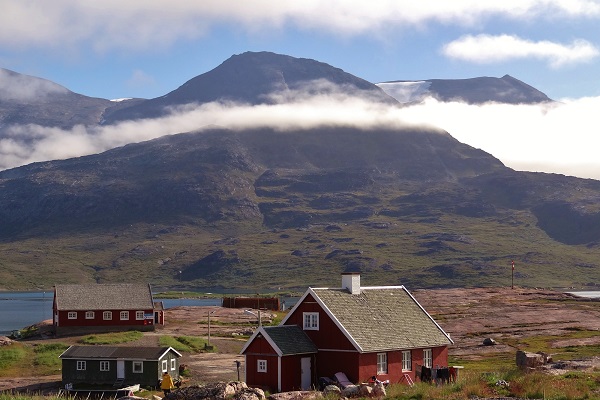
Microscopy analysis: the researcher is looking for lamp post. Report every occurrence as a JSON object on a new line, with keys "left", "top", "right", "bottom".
{"left": 244, "top": 309, "right": 261, "bottom": 327}
{"left": 207, "top": 310, "right": 216, "bottom": 348}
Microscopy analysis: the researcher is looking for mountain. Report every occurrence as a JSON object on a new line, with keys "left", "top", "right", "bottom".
{"left": 0, "top": 68, "right": 139, "bottom": 132}
{"left": 2, "top": 123, "right": 600, "bottom": 291}
{"left": 102, "top": 51, "right": 397, "bottom": 124}
{"left": 0, "top": 52, "right": 598, "bottom": 292}
{"left": 377, "top": 75, "right": 552, "bottom": 104}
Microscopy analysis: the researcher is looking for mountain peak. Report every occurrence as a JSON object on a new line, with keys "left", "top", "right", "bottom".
{"left": 377, "top": 75, "right": 552, "bottom": 105}
{"left": 103, "top": 51, "right": 396, "bottom": 123}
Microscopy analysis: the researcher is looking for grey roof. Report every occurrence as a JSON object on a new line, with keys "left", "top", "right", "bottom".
{"left": 54, "top": 283, "right": 154, "bottom": 310}
{"left": 59, "top": 346, "right": 181, "bottom": 360}
{"left": 263, "top": 325, "right": 318, "bottom": 355}
{"left": 311, "top": 287, "right": 453, "bottom": 353}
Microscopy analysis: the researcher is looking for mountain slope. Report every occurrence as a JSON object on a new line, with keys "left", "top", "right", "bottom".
{"left": 0, "top": 68, "right": 116, "bottom": 131}
{"left": 377, "top": 75, "right": 552, "bottom": 104}
{"left": 103, "top": 51, "right": 397, "bottom": 123}
{"left": 1, "top": 125, "right": 600, "bottom": 291}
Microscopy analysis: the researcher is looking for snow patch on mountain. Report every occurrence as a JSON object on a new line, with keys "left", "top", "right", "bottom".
{"left": 376, "top": 81, "right": 431, "bottom": 103}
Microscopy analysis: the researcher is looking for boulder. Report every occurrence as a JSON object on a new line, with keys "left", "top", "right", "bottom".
{"left": 165, "top": 381, "right": 249, "bottom": 400}
{"left": 516, "top": 350, "right": 544, "bottom": 369}
{"left": 372, "top": 383, "right": 386, "bottom": 398}
{"left": 341, "top": 385, "right": 359, "bottom": 397}
{"left": 358, "top": 385, "right": 372, "bottom": 397}
{"left": 268, "top": 391, "right": 322, "bottom": 400}
{"left": 234, "top": 387, "right": 266, "bottom": 400}
{"left": 322, "top": 385, "right": 341, "bottom": 396}
{"left": 482, "top": 338, "right": 497, "bottom": 346}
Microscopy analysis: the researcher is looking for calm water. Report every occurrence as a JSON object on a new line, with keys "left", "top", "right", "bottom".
{"left": 567, "top": 291, "right": 600, "bottom": 298}
{"left": 0, "top": 292, "right": 222, "bottom": 336}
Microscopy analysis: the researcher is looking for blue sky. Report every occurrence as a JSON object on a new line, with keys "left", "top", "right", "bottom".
{"left": 1, "top": 1, "right": 600, "bottom": 179}
{"left": 1, "top": 1, "right": 599, "bottom": 100}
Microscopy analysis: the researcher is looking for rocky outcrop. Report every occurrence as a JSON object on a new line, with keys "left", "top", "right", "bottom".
{"left": 164, "top": 381, "right": 264, "bottom": 400}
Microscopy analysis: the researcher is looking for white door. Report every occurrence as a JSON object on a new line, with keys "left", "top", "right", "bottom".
{"left": 301, "top": 357, "right": 311, "bottom": 390}
{"left": 117, "top": 360, "right": 125, "bottom": 379}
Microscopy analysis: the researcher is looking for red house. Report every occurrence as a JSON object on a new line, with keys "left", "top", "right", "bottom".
{"left": 53, "top": 283, "right": 165, "bottom": 336}
{"left": 241, "top": 273, "right": 453, "bottom": 392}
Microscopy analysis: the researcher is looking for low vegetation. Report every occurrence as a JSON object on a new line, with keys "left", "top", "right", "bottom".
{"left": 0, "top": 342, "right": 67, "bottom": 377}
{"left": 78, "top": 330, "right": 143, "bottom": 345}
{"left": 159, "top": 335, "right": 216, "bottom": 353}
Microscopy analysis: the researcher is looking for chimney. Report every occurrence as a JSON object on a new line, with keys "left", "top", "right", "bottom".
{"left": 342, "top": 272, "right": 361, "bottom": 295}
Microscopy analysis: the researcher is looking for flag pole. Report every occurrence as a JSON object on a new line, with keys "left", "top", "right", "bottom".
{"left": 511, "top": 260, "right": 515, "bottom": 289}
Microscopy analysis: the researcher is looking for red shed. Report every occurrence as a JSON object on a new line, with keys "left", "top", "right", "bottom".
{"left": 53, "top": 283, "right": 164, "bottom": 336}
{"left": 242, "top": 273, "right": 453, "bottom": 391}
{"left": 241, "top": 325, "right": 317, "bottom": 393}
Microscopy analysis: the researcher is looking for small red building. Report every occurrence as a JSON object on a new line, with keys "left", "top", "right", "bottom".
{"left": 53, "top": 283, "right": 165, "bottom": 336}
{"left": 241, "top": 273, "right": 453, "bottom": 392}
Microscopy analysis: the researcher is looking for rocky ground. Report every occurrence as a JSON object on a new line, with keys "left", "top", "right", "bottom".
{"left": 2, "top": 287, "right": 600, "bottom": 394}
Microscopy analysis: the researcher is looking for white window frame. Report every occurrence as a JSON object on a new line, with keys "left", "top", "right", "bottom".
{"left": 303, "top": 312, "right": 319, "bottom": 330}
{"left": 423, "top": 348, "right": 432, "bottom": 368}
{"left": 100, "top": 361, "right": 110, "bottom": 372}
{"left": 103, "top": 311, "right": 112, "bottom": 320}
{"left": 85, "top": 311, "right": 95, "bottom": 319}
{"left": 67, "top": 311, "right": 77, "bottom": 319}
{"left": 133, "top": 361, "right": 143, "bottom": 373}
{"left": 76, "top": 361, "right": 86, "bottom": 371}
{"left": 120, "top": 311, "right": 129, "bottom": 321}
{"left": 402, "top": 350, "right": 412, "bottom": 371}
{"left": 162, "top": 360, "right": 168, "bottom": 372}
{"left": 257, "top": 359, "right": 267, "bottom": 373}
{"left": 171, "top": 358, "right": 176, "bottom": 371}
{"left": 136, "top": 311, "right": 145, "bottom": 320}
{"left": 376, "top": 353, "right": 388, "bottom": 374}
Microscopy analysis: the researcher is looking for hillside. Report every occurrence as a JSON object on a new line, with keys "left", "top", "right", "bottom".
{"left": 0, "top": 52, "right": 598, "bottom": 291}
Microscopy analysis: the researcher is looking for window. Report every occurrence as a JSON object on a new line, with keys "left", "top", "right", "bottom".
{"left": 76, "top": 361, "right": 86, "bottom": 371}
{"left": 257, "top": 359, "right": 267, "bottom": 373}
{"left": 423, "top": 349, "right": 432, "bottom": 368}
{"left": 303, "top": 312, "right": 319, "bottom": 330}
{"left": 171, "top": 358, "right": 176, "bottom": 371}
{"left": 162, "top": 360, "right": 168, "bottom": 372}
{"left": 67, "top": 312, "right": 77, "bottom": 319}
{"left": 402, "top": 350, "right": 412, "bottom": 371}
{"left": 120, "top": 311, "right": 129, "bottom": 320}
{"left": 136, "top": 311, "right": 145, "bottom": 320}
{"left": 85, "top": 311, "right": 95, "bottom": 319}
{"left": 133, "top": 361, "right": 143, "bottom": 373}
{"left": 100, "top": 361, "right": 110, "bottom": 371}
{"left": 376, "top": 353, "right": 388, "bottom": 374}
{"left": 103, "top": 311, "right": 112, "bottom": 320}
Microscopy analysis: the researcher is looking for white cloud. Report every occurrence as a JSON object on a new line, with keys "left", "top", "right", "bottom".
{"left": 0, "top": 68, "right": 68, "bottom": 101}
{"left": 1, "top": 1, "right": 600, "bottom": 51}
{"left": 2, "top": 87, "right": 600, "bottom": 180}
{"left": 443, "top": 34, "right": 600, "bottom": 67}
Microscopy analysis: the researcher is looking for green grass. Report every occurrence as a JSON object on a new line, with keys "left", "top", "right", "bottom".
{"left": 79, "top": 330, "right": 143, "bottom": 345}
{"left": 0, "top": 342, "right": 69, "bottom": 377}
{"left": 0, "top": 344, "right": 28, "bottom": 373}
{"left": 159, "top": 335, "right": 216, "bottom": 353}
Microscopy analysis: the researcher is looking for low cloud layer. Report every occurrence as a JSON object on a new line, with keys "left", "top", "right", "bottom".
{"left": 0, "top": 68, "right": 68, "bottom": 101}
{"left": 1, "top": 90, "right": 600, "bottom": 180}
{"left": 443, "top": 34, "right": 600, "bottom": 68}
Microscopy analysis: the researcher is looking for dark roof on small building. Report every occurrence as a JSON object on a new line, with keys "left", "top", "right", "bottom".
{"left": 54, "top": 283, "right": 155, "bottom": 310}
{"left": 263, "top": 325, "right": 318, "bottom": 355}
{"left": 59, "top": 346, "right": 181, "bottom": 360}
{"left": 240, "top": 325, "right": 318, "bottom": 356}
{"left": 295, "top": 286, "right": 453, "bottom": 353}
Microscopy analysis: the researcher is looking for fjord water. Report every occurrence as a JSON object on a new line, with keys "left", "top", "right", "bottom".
{"left": 0, "top": 292, "right": 222, "bottom": 336}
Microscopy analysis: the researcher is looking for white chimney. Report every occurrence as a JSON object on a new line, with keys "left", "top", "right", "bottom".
{"left": 342, "top": 272, "right": 361, "bottom": 295}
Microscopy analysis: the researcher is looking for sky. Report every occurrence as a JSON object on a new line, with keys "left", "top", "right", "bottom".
{"left": 1, "top": 1, "right": 600, "bottom": 179}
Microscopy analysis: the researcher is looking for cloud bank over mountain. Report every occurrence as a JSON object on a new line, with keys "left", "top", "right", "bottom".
{"left": 1, "top": 88, "right": 599, "bottom": 180}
